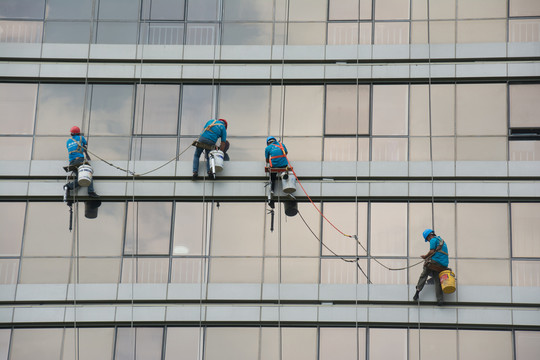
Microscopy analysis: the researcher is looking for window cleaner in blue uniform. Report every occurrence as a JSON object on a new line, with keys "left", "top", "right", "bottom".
{"left": 64, "top": 126, "right": 99, "bottom": 198}
{"left": 192, "top": 118, "right": 229, "bottom": 180}
{"left": 413, "top": 229, "right": 449, "bottom": 305}
{"left": 265, "top": 136, "right": 289, "bottom": 207}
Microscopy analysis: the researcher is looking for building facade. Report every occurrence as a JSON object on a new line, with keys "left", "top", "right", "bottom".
{"left": 0, "top": 0, "right": 539, "bottom": 359}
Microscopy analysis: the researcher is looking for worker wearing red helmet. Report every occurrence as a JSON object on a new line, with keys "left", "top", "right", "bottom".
{"left": 64, "top": 126, "right": 99, "bottom": 198}
{"left": 192, "top": 118, "right": 229, "bottom": 180}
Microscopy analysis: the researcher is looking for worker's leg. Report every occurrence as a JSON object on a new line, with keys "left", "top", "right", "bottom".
{"left": 434, "top": 271, "right": 444, "bottom": 304}
{"left": 416, "top": 265, "right": 430, "bottom": 292}
{"left": 192, "top": 147, "right": 204, "bottom": 173}
{"left": 270, "top": 172, "right": 277, "bottom": 193}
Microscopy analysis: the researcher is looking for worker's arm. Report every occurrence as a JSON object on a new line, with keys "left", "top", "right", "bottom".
{"left": 219, "top": 142, "right": 226, "bottom": 151}
{"left": 421, "top": 249, "right": 436, "bottom": 259}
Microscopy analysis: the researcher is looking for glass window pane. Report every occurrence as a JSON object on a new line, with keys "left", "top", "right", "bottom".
{"left": 173, "top": 202, "right": 205, "bottom": 256}
{"left": 78, "top": 258, "right": 121, "bottom": 283}
{"left": 0, "top": 0, "right": 45, "bottom": 19}
{"left": 288, "top": 22, "right": 326, "bottom": 45}
{"left": 10, "top": 329, "right": 62, "bottom": 360}
{"left": 509, "top": 19, "right": 540, "bottom": 43}
{"left": 324, "top": 137, "right": 369, "bottom": 161}
{"left": 165, "top": 328, "right": 202, "bottom": 360}
{"left": 327, "top": 22, "right": 372, "bottom": 45}
{"left": 512, "top": 261, "right": 540, "bottom": 287}
{"left": 457, "top": 84, "right": 506, "bottom": 136}
{"left": 457, "top": 259, "right": 510, "bottom": 285}
{"left": 410, "top": 84, "right": 455, "bottom": 136}
{"left": 457, "top": 203, "right": 509, "bottom": 258}
{"left": 46, "top": 0, "right": 93, "bottom": 20}
{"left": 266, "top": 257, "right": 319, "bottom": 283}
{"left": 222, "top": 22, "right": 273, "bottom": 45}
{"left": 320, "top": 328, "right": 366, "bottom": 360}
{"left": 32, "top": 136, "right": 65, "bottom": 160}
{"left": 98, "top": 0, "right": 140, "bottom": 20}
{"left": 330, "top": 0, "right": 372, "bottom": 20}
{"left": 371, "top": 138, "right": 408, "bottom": 161}
{"left": 511, "top": 0, "right": 540, "bottom": 16}
{"left": 23, "top": 202, "right": 73, "bottom": 256}
{"left": 78, "top": 202, "right": 125, "bottom": 256}
{"left": 372, "top": 85, "right": 408, "bottom": 135}
{"left": 511, "top": 203, "right": 540, "bottom": 258}
{"left": 44, "top": 21, "right": 91, "bottom": 43}
{"left": 121, "top": 257, "right": 169, "bottom": 283}
{"left": 170, "top": 258, "right": 203, "bottom": 283}
{"left": 0, "top": 329, "right": 10, "bottom": 360}
{"left": 374, "top": 22, "right": 409, "bottom": 44}
{"left": 326, "top": 85, "right": 369, "bottom": 135}
{"left": 369, "top": 328, "right": 407, "bottom": 360}
{"left": 321, "top": 258, "right": 368, "bottom": 284}
{"left": 283, "top": 86, "right": 324, "bottom": 136}
{"left": 515, "top": 331, "right": 540, "bottom": 360}
{"left": 510, "top": 141, "right": 540, "bottom": 161}
{"left": 125, "top": 202, "right": 172, "bottom": 255}
{"left": 90, "top": 85, "right": 133, "bottom": 136}
{"left": 409, "top": 137, "right": 455, "bottom": 161}
{"left": 142, "top": 0, "right": 185, "bottom": 20}
{"left": 185, "top": 23, "right": 219, "bottom": 45}
{"left": 0, "top": 137, "right": 32, "bottom": 160}
{"left": 457, "top": 20, "right": 506, "bottom": 43}
{"left": 0, "top": 83, "right": 37, "bottom": 134}
{"left": 0, "top": 259, "right": 19, "bottom": 284}
{"left": 140, "top": 22, "right": 184, "bottom": 45}
{"left": 370, "top": 203, "right": 407, "bottom": 256}
{"left": 68, "top": 328, "right": 115, "bottom": 360}
{"left": 457, "top": 0, "right": 506, "bottom": 19}
{"left": 0, "top": 20, "right": 42, "bottom": 43}
{"left": 411, "top": 0, "right": 456, "bottom": 20}
{"left": 180, "top": 85, "right": 214, "bottom": 135}
{"left": 510, "top": 85, "right": 540, "bottom": 128}
{"left": 375, "top": 0, "right": 410, "bottom": 20}
{"left": 223, "top": 0, "right": 273, "bottom": 21}
{"left": 187, "top": 0, "right": 219, "bottom": 21}
{"left": 265, "top": 202, "right": 321, "bottom": 256}
{"left": 115, "top": 328, "right": 163, "bottom": 360}
{"left": 222, "top": 137, "right": 262, "bottom": 161}
{"left": 458, "top": 330, "right": 512, "bottom": 360}
{"left": 289, "top": 0, "right": 326, "bottom": 21}
{"left": 205, "top": 328, "right": 258, "bottom": 360}
{"left": 409, "top": 329, "right": 457, "bottom": 360}
{"left": 0, "top": 202, "right": 25, "bottom": 256}
{"left": 96, "top": 22, "right": 139, "bottom": 44}
{"left": 131, "top": 137, "right": 177, "bottom": 160}
{"left": 209, "top": 258, "right": 262, "bottom": 283}
{"left": 456, "top": 137, "right": 507, "bottom": 161}
{"left": 282, "top": 328, "right": 317, "bottom": 360}
{"left": 411, "top": 20, "right": 456, "bottom": 44}
{"left": 85, "top": 136, "right": 130, "bottom": 161}
{"left": 218, "top": 85, "right": 269, "bottom": 136}
{"left": 19, "top": 258, "right": 71, "bottom": 283}
{"left": 371, "top": 258, "right": 408, "bottom": 284}
{"left": 135, "top": 85, "right": 179, "bottom": 135}
{"left": 211, "top": 203, "right": 264, "bottom": 256}
{"left": 36, "top": 84, "right": 86, "bottom": 135}
{"left": 322, "top": 202, "right": 367, "bottom": 256}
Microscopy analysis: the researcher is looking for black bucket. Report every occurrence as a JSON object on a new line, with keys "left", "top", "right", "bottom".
{"left": 84, "top": 200, "right": 102, "bottom": 219}
{"left": 284, "top": 200, "right": 298, "bottom": 217}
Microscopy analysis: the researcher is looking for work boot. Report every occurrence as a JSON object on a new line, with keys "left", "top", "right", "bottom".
{"left": 413, "top": 290, "right": 420, "bottom": 301}
{"left": 207, "top": 171, "right": 215, "bottom": 180}
{"left": 88, "top": 191, "right": 100, "bottom": 198}
{"left": 437, "top": 300, "right": 444, "bottom": 306}
{"left": 192, "top": 172, "right": 199, "bottom": 180}
{"left": 269, "top": 200, "right": 275, "bottom": 209}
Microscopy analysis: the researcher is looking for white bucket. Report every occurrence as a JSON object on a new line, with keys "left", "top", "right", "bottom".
{"left": 77, "top": 164, "right": 93, "bottom": 187}
{"left": 209, "top": 150, "right": 224, "bottom": 172}
{"left": 281, "top": 171, "right": 296, "bottom": 194}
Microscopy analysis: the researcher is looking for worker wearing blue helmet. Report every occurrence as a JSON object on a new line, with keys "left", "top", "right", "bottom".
{"left": 413, "top": 229, "right": 449, "bottom": 305}
{"left": 265, "top": 136, "right": 289, "bottom": 195}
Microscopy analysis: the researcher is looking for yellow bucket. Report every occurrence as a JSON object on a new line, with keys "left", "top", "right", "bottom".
{"left": 439, "top": 270, "right": 456, "bottom": 294}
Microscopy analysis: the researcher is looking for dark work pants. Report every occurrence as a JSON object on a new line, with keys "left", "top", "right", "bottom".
{"left": 416, "top": 264, "right": 444, "bottom": 302}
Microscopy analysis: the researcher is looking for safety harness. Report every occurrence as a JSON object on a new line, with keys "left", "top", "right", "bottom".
{"left": 268, "top": 141, "right": 287, "bottom": 167}
{"left": 68, "top": 137, "right": 85, "bottom": 157}
{"left": 192, "top": 120, "right": 224, "bottom": 150}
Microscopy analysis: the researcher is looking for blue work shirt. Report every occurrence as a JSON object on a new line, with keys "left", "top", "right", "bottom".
{"left": 66, "top": 135, "right": 88, "bottom": 162}
{"left": 430, "top": 236, "right": 449, "bottom": 267}
{"left": 265, "top": 142, "right": 288, "bottom": 168}
{"left": 200, "top": 119, "right": 227, "bottom": 144}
